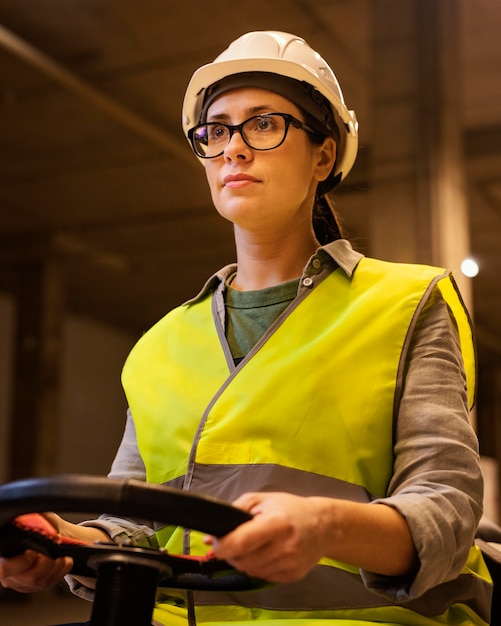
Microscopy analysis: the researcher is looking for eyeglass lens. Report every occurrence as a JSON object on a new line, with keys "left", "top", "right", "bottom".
{"left": 192, "top": 114, "right": 290, "bottom": 158}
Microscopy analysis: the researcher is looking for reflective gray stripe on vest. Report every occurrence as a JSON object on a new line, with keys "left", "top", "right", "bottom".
{"left": 153, "top": 463, "right": 372, "bottom": 533}
{"left": 193, "top": 563, "right": 491, "bottom": 624}
{"left": 190, "top": 462, "right": 373, "bottom": 503}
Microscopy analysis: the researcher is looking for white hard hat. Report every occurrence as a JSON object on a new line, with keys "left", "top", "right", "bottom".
{"left": 182, "top": 30, "right": 358, "bottom": 181}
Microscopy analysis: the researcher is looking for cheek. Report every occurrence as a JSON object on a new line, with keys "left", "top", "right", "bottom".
{"left": 204, "top": 162, "right": 216, "bottom": 187}
{"left": 204, "top": 164, "right": 220, "bottom": 200}
{"left": 278, "top": 158, "right": 316, "bottom": 198}
{"left": 204, "top": 164, "right": 236, "bottom": 220}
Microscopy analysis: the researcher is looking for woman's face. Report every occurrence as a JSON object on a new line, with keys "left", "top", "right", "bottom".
{"left": 203, "top": 87, "right": 336, "bottom": 236}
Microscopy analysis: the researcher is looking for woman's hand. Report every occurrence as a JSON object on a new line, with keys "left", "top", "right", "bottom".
{"left": 0, "top": 512, "right": 110, "bottom": 593}
{"left": 205, "top": 492, "right": 329, "bottom": 583}
{"left": 0, "top": 512, "right": 73, "bottom": 592}
{"left": 205, "top": 492, "right": 418, "bottom": 583}
{"left": 0, "top": 550, "right": 73, "bottom": 593}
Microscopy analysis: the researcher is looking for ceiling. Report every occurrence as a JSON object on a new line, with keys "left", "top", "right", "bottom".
{"left": 0, "top": 1, "right": 500, "bottom": 424}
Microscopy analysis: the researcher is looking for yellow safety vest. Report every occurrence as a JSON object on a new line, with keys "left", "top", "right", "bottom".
{"left": 122, "top": 258, "right": 491, "bottom": 626}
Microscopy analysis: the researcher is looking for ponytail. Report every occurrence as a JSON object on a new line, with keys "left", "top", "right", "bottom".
{"left": 312, "top": 192, "right": 345, "bottom": 245}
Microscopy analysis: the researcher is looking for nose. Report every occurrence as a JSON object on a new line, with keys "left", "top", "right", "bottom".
{"left": 224, "top": 128, "right": 253, "bottom": 162}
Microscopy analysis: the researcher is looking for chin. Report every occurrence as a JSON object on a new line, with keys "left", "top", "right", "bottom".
{"left": 215, "top": 197, "right": 261, "bottom": 221}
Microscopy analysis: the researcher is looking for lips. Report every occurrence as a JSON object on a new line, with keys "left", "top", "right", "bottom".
{"left": 223, "top": 173, "right": 259, "bottom": 188}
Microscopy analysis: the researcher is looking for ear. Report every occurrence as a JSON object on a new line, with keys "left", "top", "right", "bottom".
{"left": 314, "top": 136, "right": 337, "bottom": 182}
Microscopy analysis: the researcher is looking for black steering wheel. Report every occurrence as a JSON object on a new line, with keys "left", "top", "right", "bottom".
{"left": 0, "top": 475, "right": 265, "bottom": 626}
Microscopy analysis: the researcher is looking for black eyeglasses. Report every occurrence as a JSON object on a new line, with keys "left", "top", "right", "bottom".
{"left": 188, "top": 113, "right": 321, "bottom": 159}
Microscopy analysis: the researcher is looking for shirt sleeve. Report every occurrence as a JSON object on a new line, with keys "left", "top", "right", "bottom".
{"left": 361, "top": 286, "right": 483, "bottom": 600}
{"left": 80, "top": 411, "right": 158, "bottom": 546}
{"left": 108, "top": 409, "right": 147, "bottom": 482}
{"left": 65, "top": 411, "right": 158, "bottom": 599}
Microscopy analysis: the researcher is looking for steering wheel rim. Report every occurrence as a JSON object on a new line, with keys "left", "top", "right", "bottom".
{"left": 0, "top": 474, "right": 262, "bottom": 591}
{"left": 0, "top": 474, "right": 252, "bottom": 535}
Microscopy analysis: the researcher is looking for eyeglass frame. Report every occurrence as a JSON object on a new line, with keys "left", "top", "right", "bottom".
{"left": 187, "top": 112, "right": 323, "bottom": 159}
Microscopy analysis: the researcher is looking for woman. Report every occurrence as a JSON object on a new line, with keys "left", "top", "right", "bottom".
{"left": 0, "top": 31, "right": 492, "bottom": 626}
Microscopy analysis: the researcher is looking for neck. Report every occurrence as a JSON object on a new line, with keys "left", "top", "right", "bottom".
{"left": 231, "top": 226, "right": 319, "bottom": 291}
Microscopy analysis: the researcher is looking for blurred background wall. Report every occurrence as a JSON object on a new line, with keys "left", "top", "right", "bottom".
{"left": 0, "top": 0, "right": 500, "bottom": 517}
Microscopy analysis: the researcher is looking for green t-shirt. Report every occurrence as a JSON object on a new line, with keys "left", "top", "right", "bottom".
{"left": 224, "top": 277, "right": 300, "bottom": 363}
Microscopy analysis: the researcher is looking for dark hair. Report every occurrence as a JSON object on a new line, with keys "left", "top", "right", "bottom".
{"left": 312, "top": 192, "right": 344, "bottom": 245}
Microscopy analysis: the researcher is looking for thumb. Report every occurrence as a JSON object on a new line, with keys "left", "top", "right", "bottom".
{"left": 232, "top": 492, "right": 267, "bottom": 515}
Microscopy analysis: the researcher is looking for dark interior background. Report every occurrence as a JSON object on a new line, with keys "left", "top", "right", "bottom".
{"left": 0, "top": 0, "right": 500, "bottom": 502}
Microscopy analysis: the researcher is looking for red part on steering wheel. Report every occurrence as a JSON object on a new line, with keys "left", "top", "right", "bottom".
{"left": 14, "top": 513, "right": 87, "bottom": 546}
{"left": 12, "top": 512, "right": 217, "bottom": 562}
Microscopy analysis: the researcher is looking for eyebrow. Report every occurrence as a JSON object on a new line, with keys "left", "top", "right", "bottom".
{"left": 206, "top": 105, "right": 278, "bottom": 122}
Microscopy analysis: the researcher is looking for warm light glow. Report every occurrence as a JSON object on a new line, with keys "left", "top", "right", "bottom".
{"left": 460, "top": 258, "right": 479, "bottom": 278}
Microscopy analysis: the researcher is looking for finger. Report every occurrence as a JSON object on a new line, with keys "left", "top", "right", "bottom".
{"left": 232, "top": 492, "right": 267, "bottom": 512}
{"left": 0, "top": 551, "right": 38, "bottom": 579}
{"left": 10, "top": 556, "right": 72, "bottom": 592}
{"left": 213, "top": 515, "right": 280, "bottom": 564}
{"left": 0, "top": 553, "right": 73, "bottom": 593}
{"left": 226, "top": 540, "right": 313, "bottom": 583}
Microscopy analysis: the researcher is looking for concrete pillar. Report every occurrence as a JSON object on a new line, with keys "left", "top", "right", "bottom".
{"left": 370, "top": 0, "right": 472, "bottom": 307}
{"left": 0, "top": 293, "right": 16, "bottom": 483}
{"left": 8, "top": 245, "right": 65, "bottom": 479}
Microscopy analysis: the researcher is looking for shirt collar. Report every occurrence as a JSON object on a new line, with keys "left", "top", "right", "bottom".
{"left": 319, "top": 238, "right": 363, "bottom": 277}
{"left": 185, "top": 239, "right": 364, "bottom": 305}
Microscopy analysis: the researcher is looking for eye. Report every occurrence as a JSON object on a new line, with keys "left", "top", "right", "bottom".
{"left": 207, "top": 124, "right": 228, "bottom": 142}
{"left": 255, "top": 116, "right": 276, "bottom": 132}
{"left": 244, "top": 115, "right": 277, "bottom": 134}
